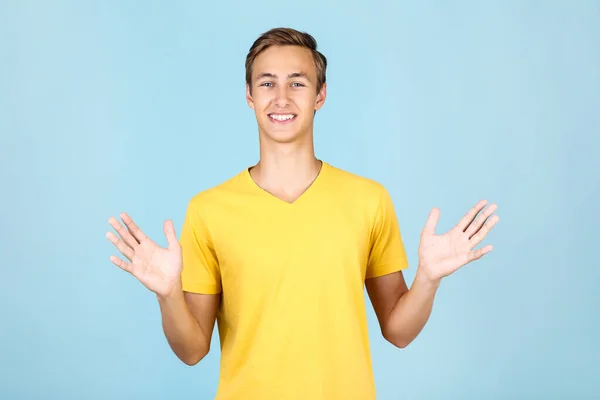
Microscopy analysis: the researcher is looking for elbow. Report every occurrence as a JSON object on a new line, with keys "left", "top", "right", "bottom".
{"left": 180, "top": 345, "right": 210, "bottom": 366}
{"left": 181, "top": 356, "right": 201, "bottom": 366}
{"left": 390, "top": 338, "right": 411, "bottom": 349}
{"left": 387, "top": 336, "right": 412, "bottom": 349}
{"left": 382, "top": 329, "right": 412, "bottom": 349}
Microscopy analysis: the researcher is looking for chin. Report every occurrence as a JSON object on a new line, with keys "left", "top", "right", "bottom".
{"left": 262, "top": 129, "right": 306, "bottom": 144}
{"left": 259, "top": 118, "right": 312, "bottom": 144}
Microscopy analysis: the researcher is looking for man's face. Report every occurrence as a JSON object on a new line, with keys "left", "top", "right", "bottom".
{"left": 246, "top": 45, "right": 326, "bottom": 144}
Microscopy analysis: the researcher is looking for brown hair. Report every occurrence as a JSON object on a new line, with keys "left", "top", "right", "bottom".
{"left": 245, "top": 27, "right": 327, "bottom": 94}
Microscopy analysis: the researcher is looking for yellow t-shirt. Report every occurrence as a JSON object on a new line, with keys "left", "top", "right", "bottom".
{"left": 180, "top": 161, "right": 409, "bottom": 400}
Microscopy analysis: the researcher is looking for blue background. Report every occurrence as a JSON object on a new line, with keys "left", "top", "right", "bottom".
{"left": 1, "top": 1, "right": 599, "bottom": 398}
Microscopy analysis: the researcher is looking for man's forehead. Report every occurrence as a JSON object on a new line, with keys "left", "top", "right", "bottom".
{"left": 253, "top": 46, "right": 316, "bottom": 78}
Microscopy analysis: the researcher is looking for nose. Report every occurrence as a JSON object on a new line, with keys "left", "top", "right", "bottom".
{"left": 273, "top": 85, "right": 291, "bottom": 108}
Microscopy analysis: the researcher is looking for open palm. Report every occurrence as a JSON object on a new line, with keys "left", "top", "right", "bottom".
{"left": 106, "top": 213, "right": 182, "bottom": 297}
{"left": 418, "top": 200, "right": 499, "bottom": 282}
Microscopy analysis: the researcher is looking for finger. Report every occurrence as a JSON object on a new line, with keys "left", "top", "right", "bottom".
{"left": 106, "top": 231, "right": 134, "bottom": 261}
{"left": 108, "top": 216, "right": 139, "bottom": 249}
{"left": 466, "top": 203, "right": 498, "bottom": 238}
{"left": 109, "top": 255, "right": 133, "bottom": 274}
{"left": 467, "top": 244, "right": 493, "bottom": 263}
{"left": 470, "top": 214, "right": 500, "bottom": 246}
{"left": 422, "top": 207, "right": 440, "bottom": 236}
{"left": 163, "top": 219, "right": 180, "bottom": 250}
{"left": 456, "top": 199, "right": 487, "bottom": 232}
{"left": 120, "top": 212, "right": 148, "bottom": 243}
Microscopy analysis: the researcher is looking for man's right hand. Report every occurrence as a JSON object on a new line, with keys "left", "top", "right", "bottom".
{"left": 106, "top": 213, "right": 183, "bottom": 298}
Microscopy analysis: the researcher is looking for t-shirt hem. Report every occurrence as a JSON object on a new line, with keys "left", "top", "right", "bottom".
{"left": 365, "top": 258, "right": 409, "bottom": 279}
{"left": 182, "top": 281, "right": 222, "bottom": 294}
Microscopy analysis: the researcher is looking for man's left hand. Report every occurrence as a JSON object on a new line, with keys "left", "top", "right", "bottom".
{"left": 416, "top": 199, "right": 500, "bottom": 284}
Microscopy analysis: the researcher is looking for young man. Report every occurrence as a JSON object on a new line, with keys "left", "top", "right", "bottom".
{"left": 106, "top": 27, "right": 499, "bottom": 399}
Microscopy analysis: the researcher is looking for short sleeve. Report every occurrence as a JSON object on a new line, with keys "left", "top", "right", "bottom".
{"left": 366, "top": 186, "right": 409, "bottom": 279}
{"left": 179, "top": 199, "right": 222, "bottom": 294}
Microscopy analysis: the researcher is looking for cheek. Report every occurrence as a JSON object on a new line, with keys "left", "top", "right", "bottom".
{"left": 293, "top": 93, "right": 317, "bottom": 109}
{"left": 251, "top": 98, "right": 268, "bottom": 113}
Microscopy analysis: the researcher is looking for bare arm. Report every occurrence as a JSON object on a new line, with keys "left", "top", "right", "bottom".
{"left": 366, "top": 199, "right": 499, "bottom": 348}
{"left": 105, "top": 212, "right": 220, "bottom": 365}
{"left": 158, "top": 289, "right": 220, "bottom": 365}
{"left": 366, "top": 270, "right": 438, "bottom": 348}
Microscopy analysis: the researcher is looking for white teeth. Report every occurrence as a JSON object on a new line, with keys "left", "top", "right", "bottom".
{"left": 270, "top": 114, "right": 295, "bottom": 121}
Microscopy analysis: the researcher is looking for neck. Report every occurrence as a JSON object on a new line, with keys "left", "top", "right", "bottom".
{"left": 249, "top": 131, "right": 322, "bottom": 199}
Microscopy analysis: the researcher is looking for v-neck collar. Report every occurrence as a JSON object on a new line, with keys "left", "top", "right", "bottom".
{"left": 244, "top": 160, "right": 329, "bottom": 207}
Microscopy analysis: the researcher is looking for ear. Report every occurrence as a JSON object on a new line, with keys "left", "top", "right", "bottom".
{"left": 245, "top": 83, "right": 255, "bottom": 110}
{"left": 314, "top": 82, "right": 327, "bottom": 111}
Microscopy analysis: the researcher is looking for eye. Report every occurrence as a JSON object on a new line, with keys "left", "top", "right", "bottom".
{"left": 291, "top": 82, "right": 305, "bottom": 87}
{"left": 260, "top": 82, "right": 273, "bottom": 87}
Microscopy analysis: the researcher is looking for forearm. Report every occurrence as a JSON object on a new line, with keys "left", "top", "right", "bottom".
{"left": 157, "top": 288, "right": 209, "bottom": 365}
{"left": 384, "top": 269, "right": 441, "bottom": 348}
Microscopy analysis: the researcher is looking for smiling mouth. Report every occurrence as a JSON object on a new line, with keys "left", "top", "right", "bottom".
{"left": 268, "top": 113, "right": 297, "bottom": 124}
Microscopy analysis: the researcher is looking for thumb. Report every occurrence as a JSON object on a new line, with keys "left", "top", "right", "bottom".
{"left": 422, "top": 207, "right": 440, "bottom": 237}
{"left": 163, "top": 219, "right": 179, "bottom": 249}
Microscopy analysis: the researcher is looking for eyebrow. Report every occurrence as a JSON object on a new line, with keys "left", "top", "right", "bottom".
{"left": 256, "top": 72, "right": 311, "bottom": 81}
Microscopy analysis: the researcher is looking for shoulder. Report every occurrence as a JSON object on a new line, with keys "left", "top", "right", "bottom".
{"left": 185, "top": 168, "right": 249, "bottom": 213}
{"left": 324, "top": 161, "right": 391, "bottom": 200}
{"left": 323, "top": 162, "right": 397, "bottom": 224}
